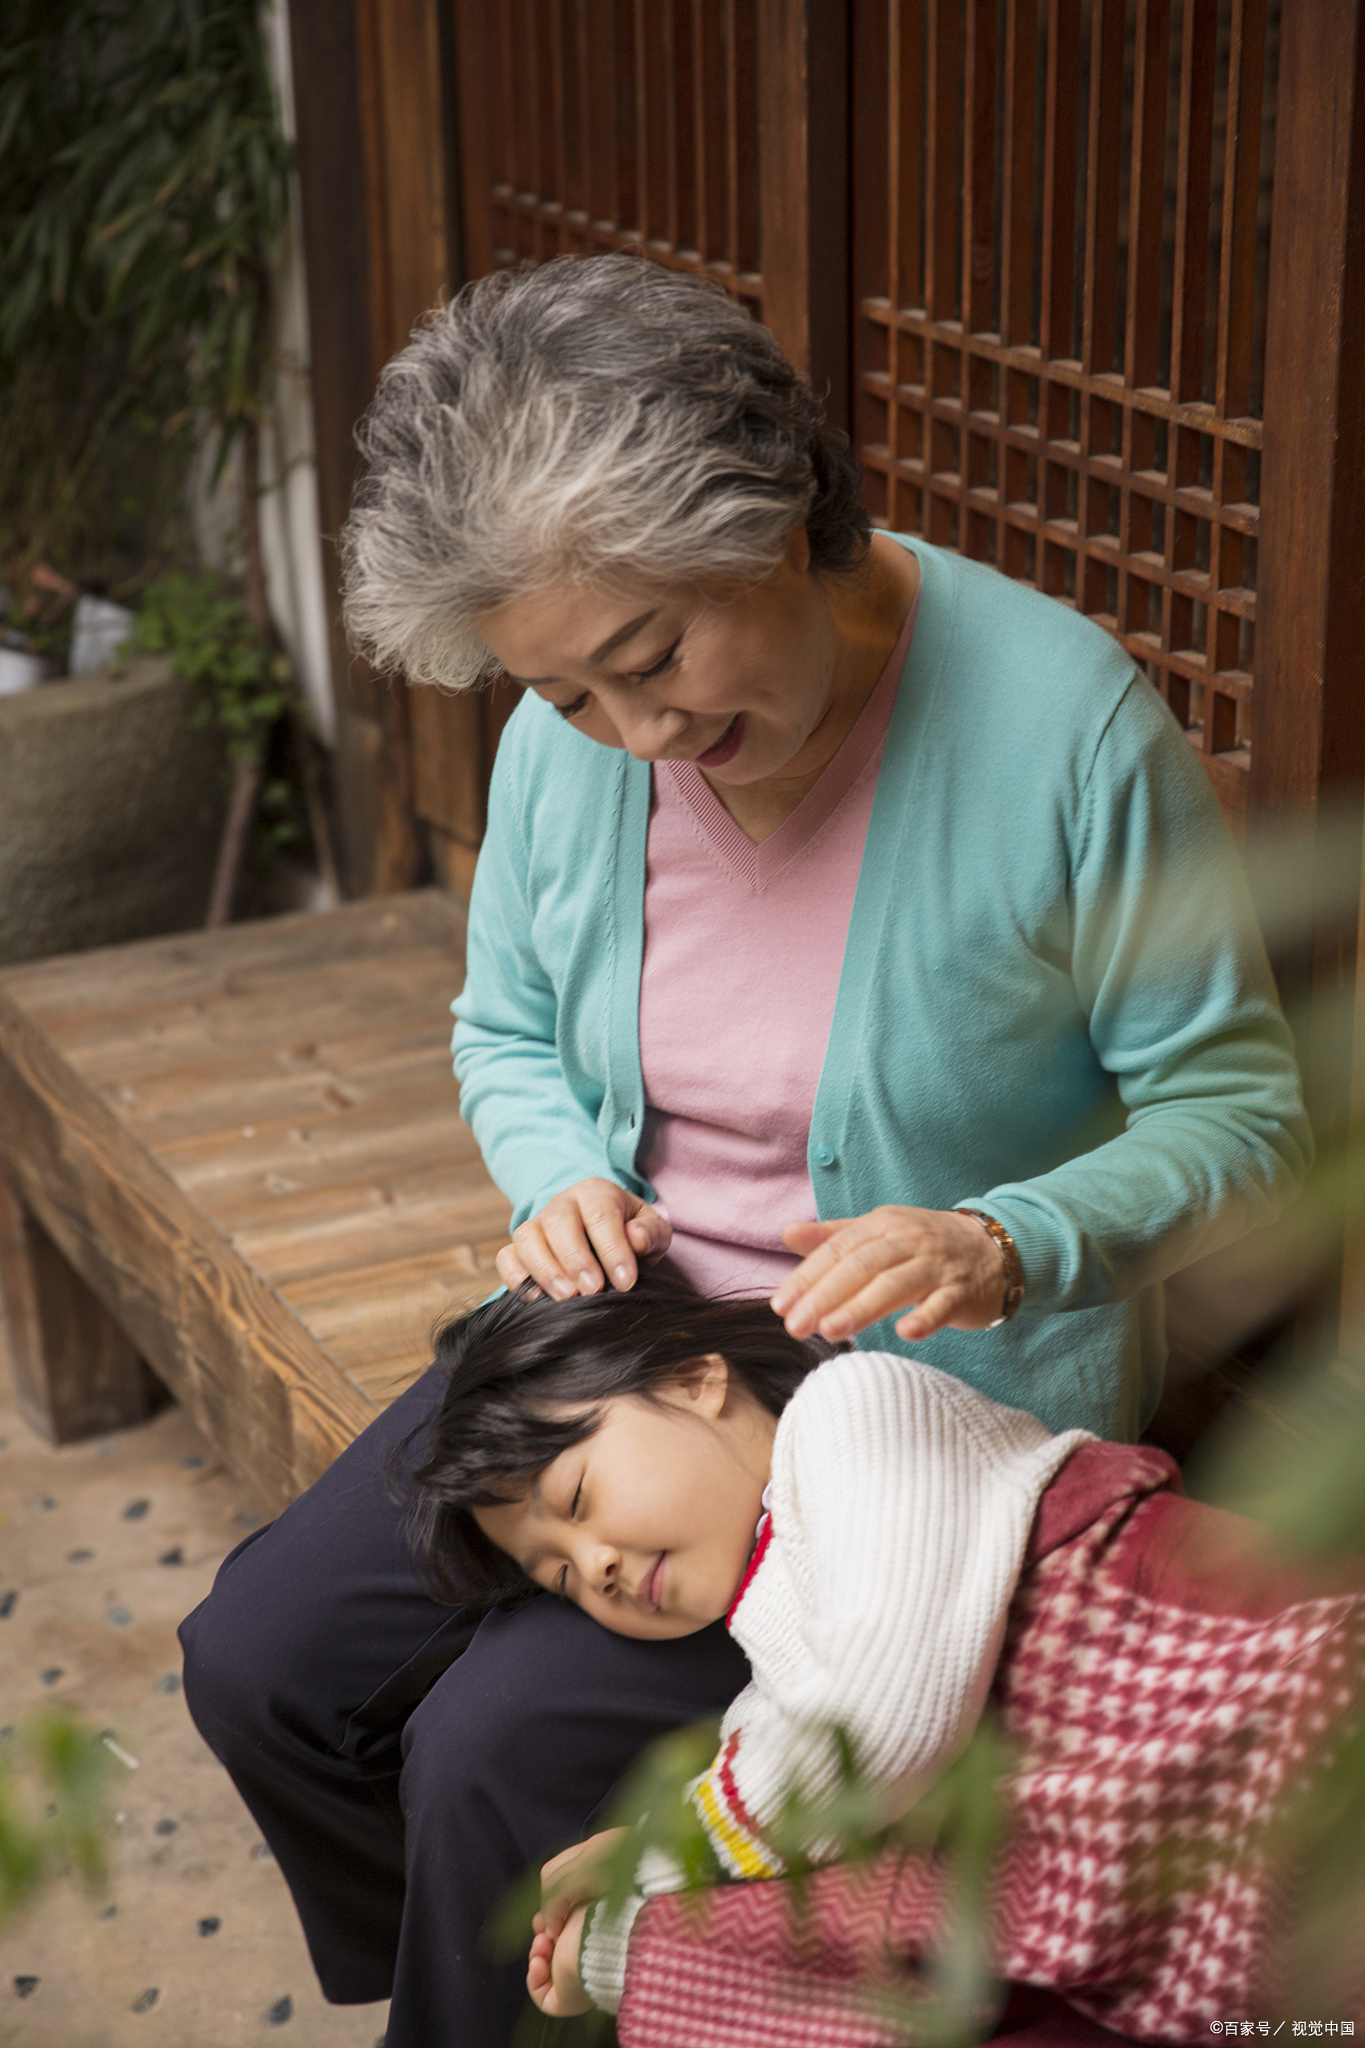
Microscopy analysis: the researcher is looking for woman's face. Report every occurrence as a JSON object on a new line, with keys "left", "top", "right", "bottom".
{"left": 473, "top": 529, "right": 846, "bottom": 789}
{"left": 472, "top": 1360, "right": 774, "bottom": 1641}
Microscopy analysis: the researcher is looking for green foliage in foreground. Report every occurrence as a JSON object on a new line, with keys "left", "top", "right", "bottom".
{"left": 492, "top": 1712, "right": 1015, "bottom": 2047}
{"left": 0, "top": 1713, "right": 110, "bottom": 1927}
{"left": 130, "top": 571, "right": 291, "bottom": 771}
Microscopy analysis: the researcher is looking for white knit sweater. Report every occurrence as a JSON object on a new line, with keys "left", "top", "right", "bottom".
{"left": 580, "top": 1349, "right": 1090, "bottom": 2011}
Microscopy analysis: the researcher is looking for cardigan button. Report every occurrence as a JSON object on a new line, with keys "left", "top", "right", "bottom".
{"left": 814, "top": 1144, "right": 837, "bottom": 1168}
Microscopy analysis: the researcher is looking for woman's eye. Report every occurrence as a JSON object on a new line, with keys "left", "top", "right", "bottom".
{"left": 555, "top": 692, "right": 590, "bottom": 721}
{"left": 556, "top": 1565, "right": 569, "bottom": 1599}
{"left": 570, "top": 1480, "right": 582, "bottom": 1519}
{"left": 634, "top": 640, "right": 680, "bottom": 682}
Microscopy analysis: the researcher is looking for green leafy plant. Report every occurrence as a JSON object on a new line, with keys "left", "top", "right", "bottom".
{"left": 131, "top": 569, "right": 332, "bottom": 906}
{"left": 131, "top": 571, "right": 291, "bottom": 765}
{"left": 1, "top": 0, "right": 291, "bottom": 509}
{"left": 0, "top": 1712, "right": 110, "bottom": 1927}
{"left": 1, "top": 0, "right": 300, "bottom": 920}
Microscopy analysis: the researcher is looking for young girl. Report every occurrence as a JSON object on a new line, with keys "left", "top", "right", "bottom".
{"left": 404, "top": 1272, "right": 1365, "bottom": 2044}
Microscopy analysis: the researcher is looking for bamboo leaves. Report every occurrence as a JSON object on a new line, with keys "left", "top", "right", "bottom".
{"left": 0, "top": 0, "right": 291, "bottom": 478}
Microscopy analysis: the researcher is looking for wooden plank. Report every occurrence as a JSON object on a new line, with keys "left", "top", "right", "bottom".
{"left": 450, "top": 0, "right": 491, "bottom": 278}
{"left": 924, "top": 0, "right": 962, "bottom": 325}
{"left": 153, "top": 1081, "right": 472, "bottom": 1195}
{"left": 284, "top": 1244, "right": 501, "bottom": 1377}
{"left": 1253, "top": 7, "right": 1365, "bottom": 828}
{"left": 1122, "top": 0, "right": 1170, "bottom": 394}
{"left": 1081, "top": 0, "right": 1125, "bottom": 380}
{"left": 1039, "top": 0, "right": 1079, "bottom": 363}
{"left": 757, "top": 0, "right": 851, "bottom": 426}
{"left": 0, "top": 893, "right": 463, "bottom": 1021}
{"left": 97, "top": 1054, "right": 458, "bottom": 1162}
{"left": 203, "top": 1154, "right": 498, "bottom": 1237}
{"left": 0, "top": 988, "right": 380, "bottom": 1509}
{"left": 62, "top": 1014, "right": 452, "bottom": 1105}
{"left": 999, "top": 0, "right": 1036, "bottom": 347}
{"left": 223, "top": 1173, "right": 511, "bottom": 1291}
{"left": 284, "top": 0, "right": 426, "bottom": 896}
{"left": 1215, "top": 0, "right": 1266, "bottom": 426}
{"left": 0, "top": 1177, "right": 152, "bottom": 1445}
{"left": 65, "top": 976, "right": 456, "bottom": 1081}
{"left": 1167, "top": 0, "right": 1216, "bottom": 407}
{"left": 410, "top": 684, "right": 487, "bottom": 849}
{"left": 962, "top": 0, "right": 997, "bottom": 338}
{"left": 1254, "top": 1, "right": 1365, "bottom": 1365}
{"left": 35, "top": 987, "right": 456, "bottom": 1106}
{"left": 195, "top": 1147, "right": 498, "bottom": 1252}
{"left": 243, "top": 1202, "right": 512, "bottom": 1296}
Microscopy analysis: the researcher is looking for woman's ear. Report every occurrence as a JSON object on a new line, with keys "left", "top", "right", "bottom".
{"left": 784, "top": 524, "right": 812, "bottom": 576}
{"left": 662, "top": 1353, "right": 730, "bottom": 1420}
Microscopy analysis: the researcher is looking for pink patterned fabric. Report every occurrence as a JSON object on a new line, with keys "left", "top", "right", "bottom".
{"left": 638, "top": 599, "right": 918, "bottom": 1299}
{"left": 617, "top": 1447, "right": 1365, "bottom": 2047}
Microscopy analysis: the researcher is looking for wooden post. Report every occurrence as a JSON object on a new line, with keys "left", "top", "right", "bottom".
{"left": 758, "top": 0, "right": 852, "bottom": 428}
{"left": 287, "top": 0, "right": 427, "bottom": 898}
{"left": 0, "top": 1177, "right": 152, "bottom": 1445}
{"left": 1252, "top": 0, "right": 1365, "bottom": 1360}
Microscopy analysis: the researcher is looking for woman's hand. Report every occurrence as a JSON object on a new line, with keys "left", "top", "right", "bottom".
{"left": 771, "top": 1206, "right": 1008, "bottom": 1343}
{"left": 496, "top": 1179, "right": 671, "bottom": 1299}
{"left": 526, "top": 1826, "right": 629, "bottom": 2018}
{"left": 527, "top": 1901, "right": 591, "bottom": 2017}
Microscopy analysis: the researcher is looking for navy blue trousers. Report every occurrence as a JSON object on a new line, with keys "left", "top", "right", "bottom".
{"left": 178, "top": 1366, "right": 750, "bottom": 2048}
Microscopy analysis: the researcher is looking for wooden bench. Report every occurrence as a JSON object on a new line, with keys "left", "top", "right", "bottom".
{"left": 0, "top": 891, "right": 512, "bottom": 1511}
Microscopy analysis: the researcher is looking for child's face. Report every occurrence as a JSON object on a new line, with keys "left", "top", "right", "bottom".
{"left": 473, "top": 1357, "right": 775, "bottom": 1640}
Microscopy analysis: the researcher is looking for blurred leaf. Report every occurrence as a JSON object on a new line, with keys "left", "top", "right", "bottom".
{"left": 0, "top": 1711, "right": 111, "bottom": 1926}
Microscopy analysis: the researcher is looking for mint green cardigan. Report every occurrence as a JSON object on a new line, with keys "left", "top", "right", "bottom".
{"left": 452, "top": 540, "right": 1311, "bottom": 1439}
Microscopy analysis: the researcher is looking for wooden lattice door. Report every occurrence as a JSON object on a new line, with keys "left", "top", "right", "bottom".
{"left": 850, "top": 0, "right": 1280, "bottom": 834}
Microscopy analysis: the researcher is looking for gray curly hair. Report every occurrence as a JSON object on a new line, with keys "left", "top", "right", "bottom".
{"left": 340, "top": 253, "right": 870, "bottom": 690}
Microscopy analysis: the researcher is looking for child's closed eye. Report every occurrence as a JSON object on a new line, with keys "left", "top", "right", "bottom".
{"left": 553, "top": 1478, "right": 583, "bottom": 1597}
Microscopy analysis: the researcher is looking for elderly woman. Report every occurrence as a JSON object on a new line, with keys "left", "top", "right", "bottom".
{"left": 180, "top": 255, "right": 1310, "bottom": 2048}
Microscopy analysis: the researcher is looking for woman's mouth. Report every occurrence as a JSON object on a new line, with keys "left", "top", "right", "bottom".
{"left": 696, "top": 715, "right": 744, "bottom": 768}
{"left": 637, "top": 1554, "right": 666, "bottom": 1609}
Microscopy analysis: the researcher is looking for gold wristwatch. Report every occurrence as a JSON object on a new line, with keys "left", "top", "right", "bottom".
{"left": 956, "top": 1209, "right": 1025, "bottom": 1327}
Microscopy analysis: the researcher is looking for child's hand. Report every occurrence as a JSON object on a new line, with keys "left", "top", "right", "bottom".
{"left": 538, "top": 1825, "right": 629, "bottom": 1937}
{"left": 527, "top": 1900, "right": 590, "bottom": 2016}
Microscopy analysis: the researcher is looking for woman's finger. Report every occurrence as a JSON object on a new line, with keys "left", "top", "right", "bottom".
{"left": 540, "top": 1203, "right": 611, "bottom": 1295}
{"left": 770, "top": 1217, "right": 872, "bottom": 1315}
{"left": 895, "top": 1286, "right": 961, "bottom": 1343}
{"left": 495, "top": 1242, "right": 529, "bottom": 1290}
{"left": 576, "top": 1188, "right": 644, "bottom": 1290}
{"left": 626, "top": 1203, "right": 672, "bottom": 1263}
{"left": 780, "top": 1228, "right": 923, "bottom": 1335}
{"left": 806, "top": 1255, "right": 951, "bottom": 1339}
{"left": 509, "top": 1218, "right": 582, "bottom": 1300}
{"left": 779, "top": 1218, "right": 840, "bottom": 1257}
{"left": 811, "top": 1262, "right": 958, "bottom": 1339}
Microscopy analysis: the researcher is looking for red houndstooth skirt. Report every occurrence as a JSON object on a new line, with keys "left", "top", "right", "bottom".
{"left": 616, "top": 1443, "right": 1365, "bottom": 2048}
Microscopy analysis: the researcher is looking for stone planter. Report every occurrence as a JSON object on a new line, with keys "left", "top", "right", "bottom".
{"left": 0, "top": 656, "right": 226, "bottom": 966}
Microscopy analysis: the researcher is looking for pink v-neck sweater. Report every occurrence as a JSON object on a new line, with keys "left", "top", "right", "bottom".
{"left": 638, "top": 599, "right": 918, "bottom": 1297}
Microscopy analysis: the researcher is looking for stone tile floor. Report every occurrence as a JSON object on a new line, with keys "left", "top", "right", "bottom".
{"left": 0, "top": 1316, "right": 390, "bottom": 2047}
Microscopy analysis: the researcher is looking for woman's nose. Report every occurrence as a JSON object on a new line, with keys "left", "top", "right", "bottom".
{"left": 606, "top": 695, "right": 687, "bottom": 761}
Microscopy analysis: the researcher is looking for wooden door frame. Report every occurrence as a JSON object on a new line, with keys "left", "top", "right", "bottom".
{"left": 1253, "top": 0, "right": 1365, "bottom": 1366}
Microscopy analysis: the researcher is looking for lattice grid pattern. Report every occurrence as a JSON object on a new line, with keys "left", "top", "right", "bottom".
{"left": 467, "top": 0, "right": 763, "bottom": 313}
{"left": 853, "top": 0, "right": 1279, "bottom": 816}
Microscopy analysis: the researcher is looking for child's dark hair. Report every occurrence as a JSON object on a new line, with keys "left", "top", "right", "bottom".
{"left": 398, "top": 1264, "right": 824, "bottom": 1610}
